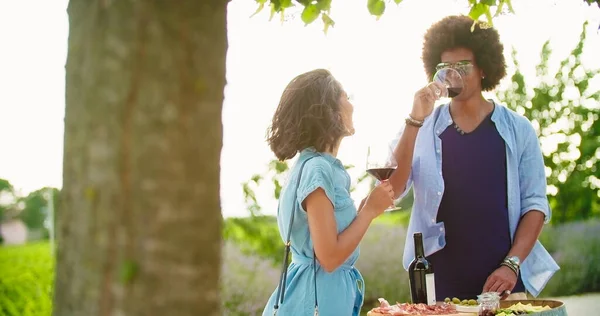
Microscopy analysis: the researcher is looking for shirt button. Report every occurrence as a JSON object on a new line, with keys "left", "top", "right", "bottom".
{"left": 448, "top": 119, "right": 452, "bottom": 123}
{"left": 436, "top": 149, "right": 440, "bottom": 153}
{"left": 437, "top": 191, "right": 442, "bottom": 196}
{"left": 440, "top": 227, "right": 444, "bottom": 232}
{"left": 432, "top": 218, "right": 436, "bottom": 223}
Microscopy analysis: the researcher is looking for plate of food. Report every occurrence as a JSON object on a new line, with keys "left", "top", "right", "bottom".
{"left": 493, "top": 300, "right": 563, "bottom": 316}
{"left": 366, "top": 298, "right": 474, "bottom": 316}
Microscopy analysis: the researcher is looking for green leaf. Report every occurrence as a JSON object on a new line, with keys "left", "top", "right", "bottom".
{"left": 270, "top": 159, "right": 289, "bottom": 173}
{"left": 322, "top": 13, "right": 335, "bottom": 34}
{"left": 468, "top": 3, "right": 488, "bottom": 21}
{"left": 485, "top": 8, "right": 494, "bottom": 25}
{"left": 367, "top": 0, "right": 386, "bottom": 17}
{"left": 274, "top": 179, "right": 283, "bottom": 199}
{"left": 251, "top": 174, "right": 262, "bottom": 184}
{"left": 494, "top": 1, "right": 505, "bottom": 17}
{"left": 481, "top": 0, "right": 497, "bottom": 5}
{"left": 0, "top": 179, "right": 13, "bottom": 192}
{"left": 269, "top": 3, "right": 276, "bottom": 21}
{"left": 301, "top": 4, "right": 320, "bottom": 25}
{"left": 250, "top": 1, "right": 266, "bottom": 18}
{"left": 271, "top": 0, "right": 282, "bottom": 11}
{"left": 316, "top": 0, "right": 332, "bottom": 11}
{"left": 504, "top": 0, "right": 515, "bottom": 13}
{"left": 394, "top": 0, "right": 403, "bottom": 4}
{"left": 280, "top": 0, "right": 293, "bottom": 8}
{"left": 242, "top": 182, "right": 259, "bottom": 204}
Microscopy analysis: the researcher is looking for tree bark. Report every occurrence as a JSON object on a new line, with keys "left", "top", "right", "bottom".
{"left": 54, "top": 1, "right": 227, "bottom": 315}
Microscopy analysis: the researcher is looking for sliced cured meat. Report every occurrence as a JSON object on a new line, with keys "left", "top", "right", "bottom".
{"left": 367, "top": 298, "right": 463, "bottom": 316}
{"left": 378, "top": 298, "right": 391, "bottom": 308}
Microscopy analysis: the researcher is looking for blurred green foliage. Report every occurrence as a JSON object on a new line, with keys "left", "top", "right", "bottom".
{"left": 0, "top": 179, "right": 59, "bottom": 243}
{"left": 0, "top": 179, "right": 16, "bottom": 230}
{"left": 496, "top": 21, "right": 600, "bottom": 223}
{"left": 19, "top": 188, "right": 60, "bottom": 236}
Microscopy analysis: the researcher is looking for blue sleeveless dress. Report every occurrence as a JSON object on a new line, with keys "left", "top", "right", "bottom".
{"left": 262, "top": 148, "right": 365, "bottom": 316}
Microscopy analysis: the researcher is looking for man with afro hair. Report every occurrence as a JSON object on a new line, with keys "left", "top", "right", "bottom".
{"left": 387, "top": 15, "right": 559, "bottom": 301}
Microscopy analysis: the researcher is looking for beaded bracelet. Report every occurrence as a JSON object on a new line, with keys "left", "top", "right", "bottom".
{"left": 405, "top": 116, "right": 424, "bottom": 128}
{"left": 500, "top": 261, "right": 519, "bottom": 276}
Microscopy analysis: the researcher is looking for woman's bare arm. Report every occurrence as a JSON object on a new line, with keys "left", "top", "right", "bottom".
{"left": 305, "top": 182, "right": 393, "bottom": 272}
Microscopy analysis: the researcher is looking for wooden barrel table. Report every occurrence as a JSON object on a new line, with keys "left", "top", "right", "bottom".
{"left": 499, "top": 300, "right": 567, "bottom": 316}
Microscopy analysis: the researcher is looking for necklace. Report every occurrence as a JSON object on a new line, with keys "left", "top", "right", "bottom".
{"left": 453, "top": 122, "right": 466, "bottom": 135}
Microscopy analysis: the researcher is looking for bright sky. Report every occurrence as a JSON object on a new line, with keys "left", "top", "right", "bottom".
{"left": 0, "top": 0, "right": 599, "bottom": 217}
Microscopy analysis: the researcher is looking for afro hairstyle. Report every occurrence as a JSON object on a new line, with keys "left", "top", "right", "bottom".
{"left": 421, "top": 15, "right": 507, "bottom": 91}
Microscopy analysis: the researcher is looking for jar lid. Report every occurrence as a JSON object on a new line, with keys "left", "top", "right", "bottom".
{"left": 477, "top": 292, "right": 500, "bottom": 302}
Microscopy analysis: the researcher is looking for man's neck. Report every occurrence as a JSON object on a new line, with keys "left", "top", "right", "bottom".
{"left": 449, "top": 95, "right": 492, "bottom": 120}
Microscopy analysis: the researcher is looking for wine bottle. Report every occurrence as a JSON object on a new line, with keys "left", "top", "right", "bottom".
{"left": 408, "top": 232, "right": 436, "bottom": 305}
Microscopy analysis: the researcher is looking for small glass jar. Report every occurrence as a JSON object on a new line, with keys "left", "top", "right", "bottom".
{"left": 477, "top": 292, "right": 500, "bottom": 316}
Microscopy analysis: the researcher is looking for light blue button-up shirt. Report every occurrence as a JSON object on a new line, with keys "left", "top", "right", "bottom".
{"left": 391, "top": 100, "right": 560, "bottom": 297}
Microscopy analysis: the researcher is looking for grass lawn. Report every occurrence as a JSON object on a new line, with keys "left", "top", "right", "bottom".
{"left": 0, "top": 242, "right": 54, "bottom": 316}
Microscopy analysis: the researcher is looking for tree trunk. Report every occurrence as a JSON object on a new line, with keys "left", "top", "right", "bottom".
{"left": 54, "top": 1, "right": 227, "bottom": 315}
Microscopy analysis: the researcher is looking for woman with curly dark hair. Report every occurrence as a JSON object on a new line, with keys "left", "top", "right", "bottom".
{"left": 261, "top": 69, "right": 395, "bottom": 316}
{"left": 388, "top": 15, "right": 559, "bottom": 302}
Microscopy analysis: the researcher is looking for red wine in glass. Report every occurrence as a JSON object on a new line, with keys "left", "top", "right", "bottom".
{"left": 447, "top": 87, "right": 462, "bottom": 98}
{"left": 366, "top": 144, "right": 397, "bottom": 210}
{"left": 432, "top": 67, "right": 464, "bottom": 99}
{"left": 366, "top": 144, "right": 397, "bottom": 181}
{"left": 366, "top": 167, "right": 396, "bottom": 181}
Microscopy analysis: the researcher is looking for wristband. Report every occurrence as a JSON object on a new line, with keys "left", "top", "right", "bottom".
{"left": 405, "top": 115, "right": 423, "bottom": 128}
{"left": 500, "top": 262, "right": 519, "bottom": 276}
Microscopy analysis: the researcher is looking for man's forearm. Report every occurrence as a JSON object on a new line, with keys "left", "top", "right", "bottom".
{"left": 508, "top": 210, "right": 546, "bottom": 262}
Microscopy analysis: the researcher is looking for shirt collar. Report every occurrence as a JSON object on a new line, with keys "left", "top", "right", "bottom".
{"left": 433, "top": 99, "right": 513, "bottom": 151}
{"left": 299, "top": 147, "right": 343, "bottom": 168}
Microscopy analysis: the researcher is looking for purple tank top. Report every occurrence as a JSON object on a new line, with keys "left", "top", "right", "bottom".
{"left": 427, "top": 111, "right": 525, "bottom": 300}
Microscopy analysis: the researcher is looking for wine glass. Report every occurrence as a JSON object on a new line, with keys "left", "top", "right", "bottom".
{"left": 366, "top": 143, "right": 397, "bottom": 210}
{"left": 432, "top": 67, "right": 464, "bottom": 99}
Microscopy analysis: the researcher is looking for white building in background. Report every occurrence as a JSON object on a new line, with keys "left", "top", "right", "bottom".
{"left": 0, "top": 219, "right": 28, "bottom": 245}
